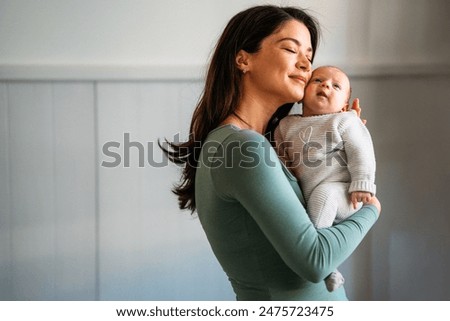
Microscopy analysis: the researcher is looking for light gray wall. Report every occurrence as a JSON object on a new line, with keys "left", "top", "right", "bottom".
{"left": 0, "top": 80, "right": 235, "bottom": 300}
{"left": 0, "top": 0, "right": 449, "bottom": 300}
{"left": 341, "top": 74, "right": 450, "bottom": 300}
{"left": 2, "top": 0, "right": 448, "bottom": 77}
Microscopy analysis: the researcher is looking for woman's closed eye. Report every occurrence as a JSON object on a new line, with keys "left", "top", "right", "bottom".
{"left": 283, "top": 48, "right": 297, "bottom": 54}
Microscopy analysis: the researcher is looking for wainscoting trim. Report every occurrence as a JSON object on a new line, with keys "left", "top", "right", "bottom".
{"left": 1, "top": 63, "right": 449, "bottom": 81}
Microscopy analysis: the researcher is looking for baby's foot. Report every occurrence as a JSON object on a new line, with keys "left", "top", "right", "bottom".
{"left": 325, "top": 271, "right": 345, "bottom": 292}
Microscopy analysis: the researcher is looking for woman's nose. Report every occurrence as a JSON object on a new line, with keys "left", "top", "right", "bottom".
{"left": 296, "top": 55, "right": 311, "bottom": 72}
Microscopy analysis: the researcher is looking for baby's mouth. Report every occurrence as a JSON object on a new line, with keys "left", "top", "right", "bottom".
{"left": 317, "top": 91, "right": 328, "bottom": 98}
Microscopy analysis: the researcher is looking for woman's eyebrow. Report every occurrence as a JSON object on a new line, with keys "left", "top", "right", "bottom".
{"left": 277, "top": 37, "right": 300, "bottom": 45}
{"left": 277, "top": 37, "right": 312, "bottom": 52}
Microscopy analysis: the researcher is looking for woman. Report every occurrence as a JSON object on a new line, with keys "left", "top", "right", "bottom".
{"left": 161, "top": 5, "right": 381, "bottom": 300}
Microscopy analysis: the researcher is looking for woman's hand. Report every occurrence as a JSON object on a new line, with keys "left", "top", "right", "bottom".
{"left": 351, "top": 98, "right": 367, "bottom": 125}
{"left": 363, "top": 195, "right": 381, "bottom": 216}
{"left": 351, "top": 191, "right": 372, "bottom": 209}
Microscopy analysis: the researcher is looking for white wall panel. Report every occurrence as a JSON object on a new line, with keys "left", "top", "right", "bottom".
{"left": 1, "top": 82, "right": 96, "bottom": 300}
{"left": 8, "top": 83, "right": 56, "bottom": 299}
{"left": 1, "top": 74, "right": 449, "bottom": 300}
{"left": 96, "top": 81, "right": 234, "bottom": 300}
{"left": 0, "top": 83, "right": 12, "bottom": 299}
{"left": 52, "top": 83, "right": 96, "bottom": 299}
{"left": 366, "top": 75, "right": 450, "bottom": 300}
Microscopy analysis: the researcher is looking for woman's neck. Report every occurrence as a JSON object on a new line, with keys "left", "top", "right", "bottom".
{"left": 223, "top": 95, "right": 279, "bottom": 134}
{"left": 221, "top": 108, "right": 268, "bottom": 134}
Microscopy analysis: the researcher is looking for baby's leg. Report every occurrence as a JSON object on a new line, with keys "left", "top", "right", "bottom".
{"left": 335, "top": 185, "right": 362, "bottom": 223}
{"left": 308, "top": 182, "right": 360, "bottom": 228}
{"left": 308, "top": 182, "right": 347, "bottom": 228}
{"left": 307, "top": 182, "right": 359, "bottom": 292}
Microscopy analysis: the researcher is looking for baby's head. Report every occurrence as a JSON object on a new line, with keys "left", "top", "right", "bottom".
{"left": 302, "top": 66, "right": 351, "bottom": 116}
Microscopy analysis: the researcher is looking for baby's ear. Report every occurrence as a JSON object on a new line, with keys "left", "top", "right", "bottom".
{"left": 341, "top": 103, "right": 349, "bottom": 112}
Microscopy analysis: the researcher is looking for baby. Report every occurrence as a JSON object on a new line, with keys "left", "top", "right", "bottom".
{"left": 275, "top": 66, "right": 376, "bottom": 291}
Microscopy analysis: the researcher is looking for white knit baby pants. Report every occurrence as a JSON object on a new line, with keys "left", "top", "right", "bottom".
{"left": 307, "top": 182, "right": 362, "bottom": 229}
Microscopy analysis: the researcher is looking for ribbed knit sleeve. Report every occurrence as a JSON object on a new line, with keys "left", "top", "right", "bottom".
{"left": 339, "top": 114, "right": 377, "bottom": 195}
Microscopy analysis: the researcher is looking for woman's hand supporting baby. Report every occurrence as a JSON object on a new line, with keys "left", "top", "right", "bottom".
{"left": 351, "top": 191, "right": 381, "bottom": 215}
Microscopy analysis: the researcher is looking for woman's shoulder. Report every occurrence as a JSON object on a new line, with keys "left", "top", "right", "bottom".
{"left": 205, "top": 125, "right": 279, "bottom": 171}
{"left": 208, "top": 124, "right": 269, "bottom": 145}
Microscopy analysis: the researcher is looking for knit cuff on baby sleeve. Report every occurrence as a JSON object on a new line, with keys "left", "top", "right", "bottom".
{"left": 349, "top": 181, "right": 376, "bottom": 195}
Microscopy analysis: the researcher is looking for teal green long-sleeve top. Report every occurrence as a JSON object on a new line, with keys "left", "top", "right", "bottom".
{"left": 195, "top": 125, "right": 379, "bottom": 300}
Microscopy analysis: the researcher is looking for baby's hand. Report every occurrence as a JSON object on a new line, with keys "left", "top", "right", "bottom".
{"left": 351, "top": 191, "right": 372, "bottom": 209}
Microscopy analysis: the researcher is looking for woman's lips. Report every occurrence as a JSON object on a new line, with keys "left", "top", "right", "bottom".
{"left": 290, "top": 75, "right": 307, "bottom": 84}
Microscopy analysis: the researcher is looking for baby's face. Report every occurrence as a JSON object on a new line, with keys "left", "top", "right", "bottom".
{"left": 302, "top": 67, "right": 351, "bottom": 116}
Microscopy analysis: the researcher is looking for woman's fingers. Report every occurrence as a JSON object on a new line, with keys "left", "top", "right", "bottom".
{"left": 351, "top": 98, "right": 367, "bottom": 125}
{"left": 351, "top": 98, "right": 361, "bottom": 116}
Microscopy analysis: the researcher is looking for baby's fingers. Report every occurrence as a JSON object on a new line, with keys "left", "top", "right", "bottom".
{"left": 351, "top": 194, "right": 358, "bottom": 209}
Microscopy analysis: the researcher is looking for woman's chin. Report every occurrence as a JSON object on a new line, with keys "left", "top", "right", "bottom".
{"left": 290, "top": 93, "right": 304, "bottom": 103}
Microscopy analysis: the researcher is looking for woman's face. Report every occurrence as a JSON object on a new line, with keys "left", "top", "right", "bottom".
{"left": 245, "top": 19, "right": 313, "bottom": 106}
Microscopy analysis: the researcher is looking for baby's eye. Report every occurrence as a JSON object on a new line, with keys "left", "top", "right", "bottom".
{"left": 313, "top": 78, "right": 322, "bottom": 83}
{"left": 333, "top": 84, "right": 341, "bottom": 90}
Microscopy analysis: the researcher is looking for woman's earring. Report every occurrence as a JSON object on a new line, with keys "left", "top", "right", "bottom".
{"left": 242, "top": 69, "right": 247, "bottom": 74}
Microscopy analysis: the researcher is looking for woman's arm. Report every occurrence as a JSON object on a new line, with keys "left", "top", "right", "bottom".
{"left": 211, "top": 130, "right": 379, "bottom": 282}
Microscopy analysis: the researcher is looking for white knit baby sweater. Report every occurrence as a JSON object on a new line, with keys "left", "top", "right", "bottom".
{"left": 274, "top": 111, "right": 376, "bottom": 227}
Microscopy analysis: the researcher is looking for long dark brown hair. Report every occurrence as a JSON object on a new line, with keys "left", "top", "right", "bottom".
{"left": 160, "top": 5, "right": 320, "bottom": 212}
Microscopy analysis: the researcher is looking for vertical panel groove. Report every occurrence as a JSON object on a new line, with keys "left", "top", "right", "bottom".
{"left": 50, "top": 82, "right": 57, "bottom": 299}
{"left": 93, "top": 80, "right": 100, "bottom": 300}
{"left": 4, "top": 83, "right": 13, "bottom": 299}
{"left": 6, "top": 83, "right": 16, "bottom": 299}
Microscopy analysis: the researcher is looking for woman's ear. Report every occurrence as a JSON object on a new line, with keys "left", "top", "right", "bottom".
{"left": 236, "top": 50, "right": 250, "bottom": 73}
